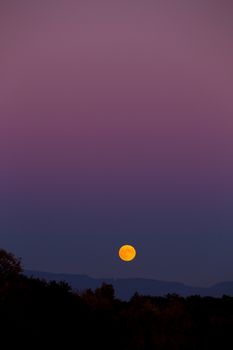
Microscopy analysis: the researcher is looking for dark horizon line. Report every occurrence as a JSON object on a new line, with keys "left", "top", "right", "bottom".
{"left": 23, "top": 269, "right": 233, "bottom": 289}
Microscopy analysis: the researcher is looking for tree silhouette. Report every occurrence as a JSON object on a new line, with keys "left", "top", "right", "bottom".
{"left": 0, "top": 249, "right": 22, "bottom": 281}
{"left": 1, "top": 249, "right": 233, "bottom": 349}
{"left": 95, "top": 283, "right": 115, "bottom": 301}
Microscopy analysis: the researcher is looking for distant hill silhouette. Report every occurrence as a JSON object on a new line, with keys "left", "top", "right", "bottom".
{"left": 24, "top": 270, "right": 233, "bottom": 300}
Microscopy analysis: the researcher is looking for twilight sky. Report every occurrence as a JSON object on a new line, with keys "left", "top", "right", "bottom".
{"left": 1, "top": 0, "right": 233, "bottom": 286}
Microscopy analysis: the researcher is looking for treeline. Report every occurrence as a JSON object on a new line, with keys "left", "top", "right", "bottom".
{"left": 1, "top": 249, "right": 233, "bottom": 349}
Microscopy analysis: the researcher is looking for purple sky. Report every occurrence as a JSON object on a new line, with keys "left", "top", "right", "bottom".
{"left": 1, "top": 0, "right": 233, "bottom": 286}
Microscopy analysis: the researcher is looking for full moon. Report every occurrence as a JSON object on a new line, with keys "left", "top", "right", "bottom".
{"left": 119, "top": 245, "right": 136, "bottom": 262}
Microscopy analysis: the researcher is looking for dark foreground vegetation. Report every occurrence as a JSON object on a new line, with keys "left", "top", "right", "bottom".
{"left": 1, "top": 249, "right": 233, "bottom": 349}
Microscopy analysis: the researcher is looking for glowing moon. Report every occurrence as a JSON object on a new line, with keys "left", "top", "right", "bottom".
{"left": 119, "top": 245, "right": 136, "bottom": 262}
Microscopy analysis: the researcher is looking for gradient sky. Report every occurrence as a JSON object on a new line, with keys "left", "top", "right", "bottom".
{"left": 1, "top": 0, "right": 233, "bottom": 286}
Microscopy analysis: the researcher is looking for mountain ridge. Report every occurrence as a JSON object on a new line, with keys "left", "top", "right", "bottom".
{"left": 24, "top": 270, "right": 233, "bottom": 300}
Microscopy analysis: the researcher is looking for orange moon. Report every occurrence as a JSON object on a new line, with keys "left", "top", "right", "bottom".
{"left": 119, "top": 245, "right": 136, "bottom": 262}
